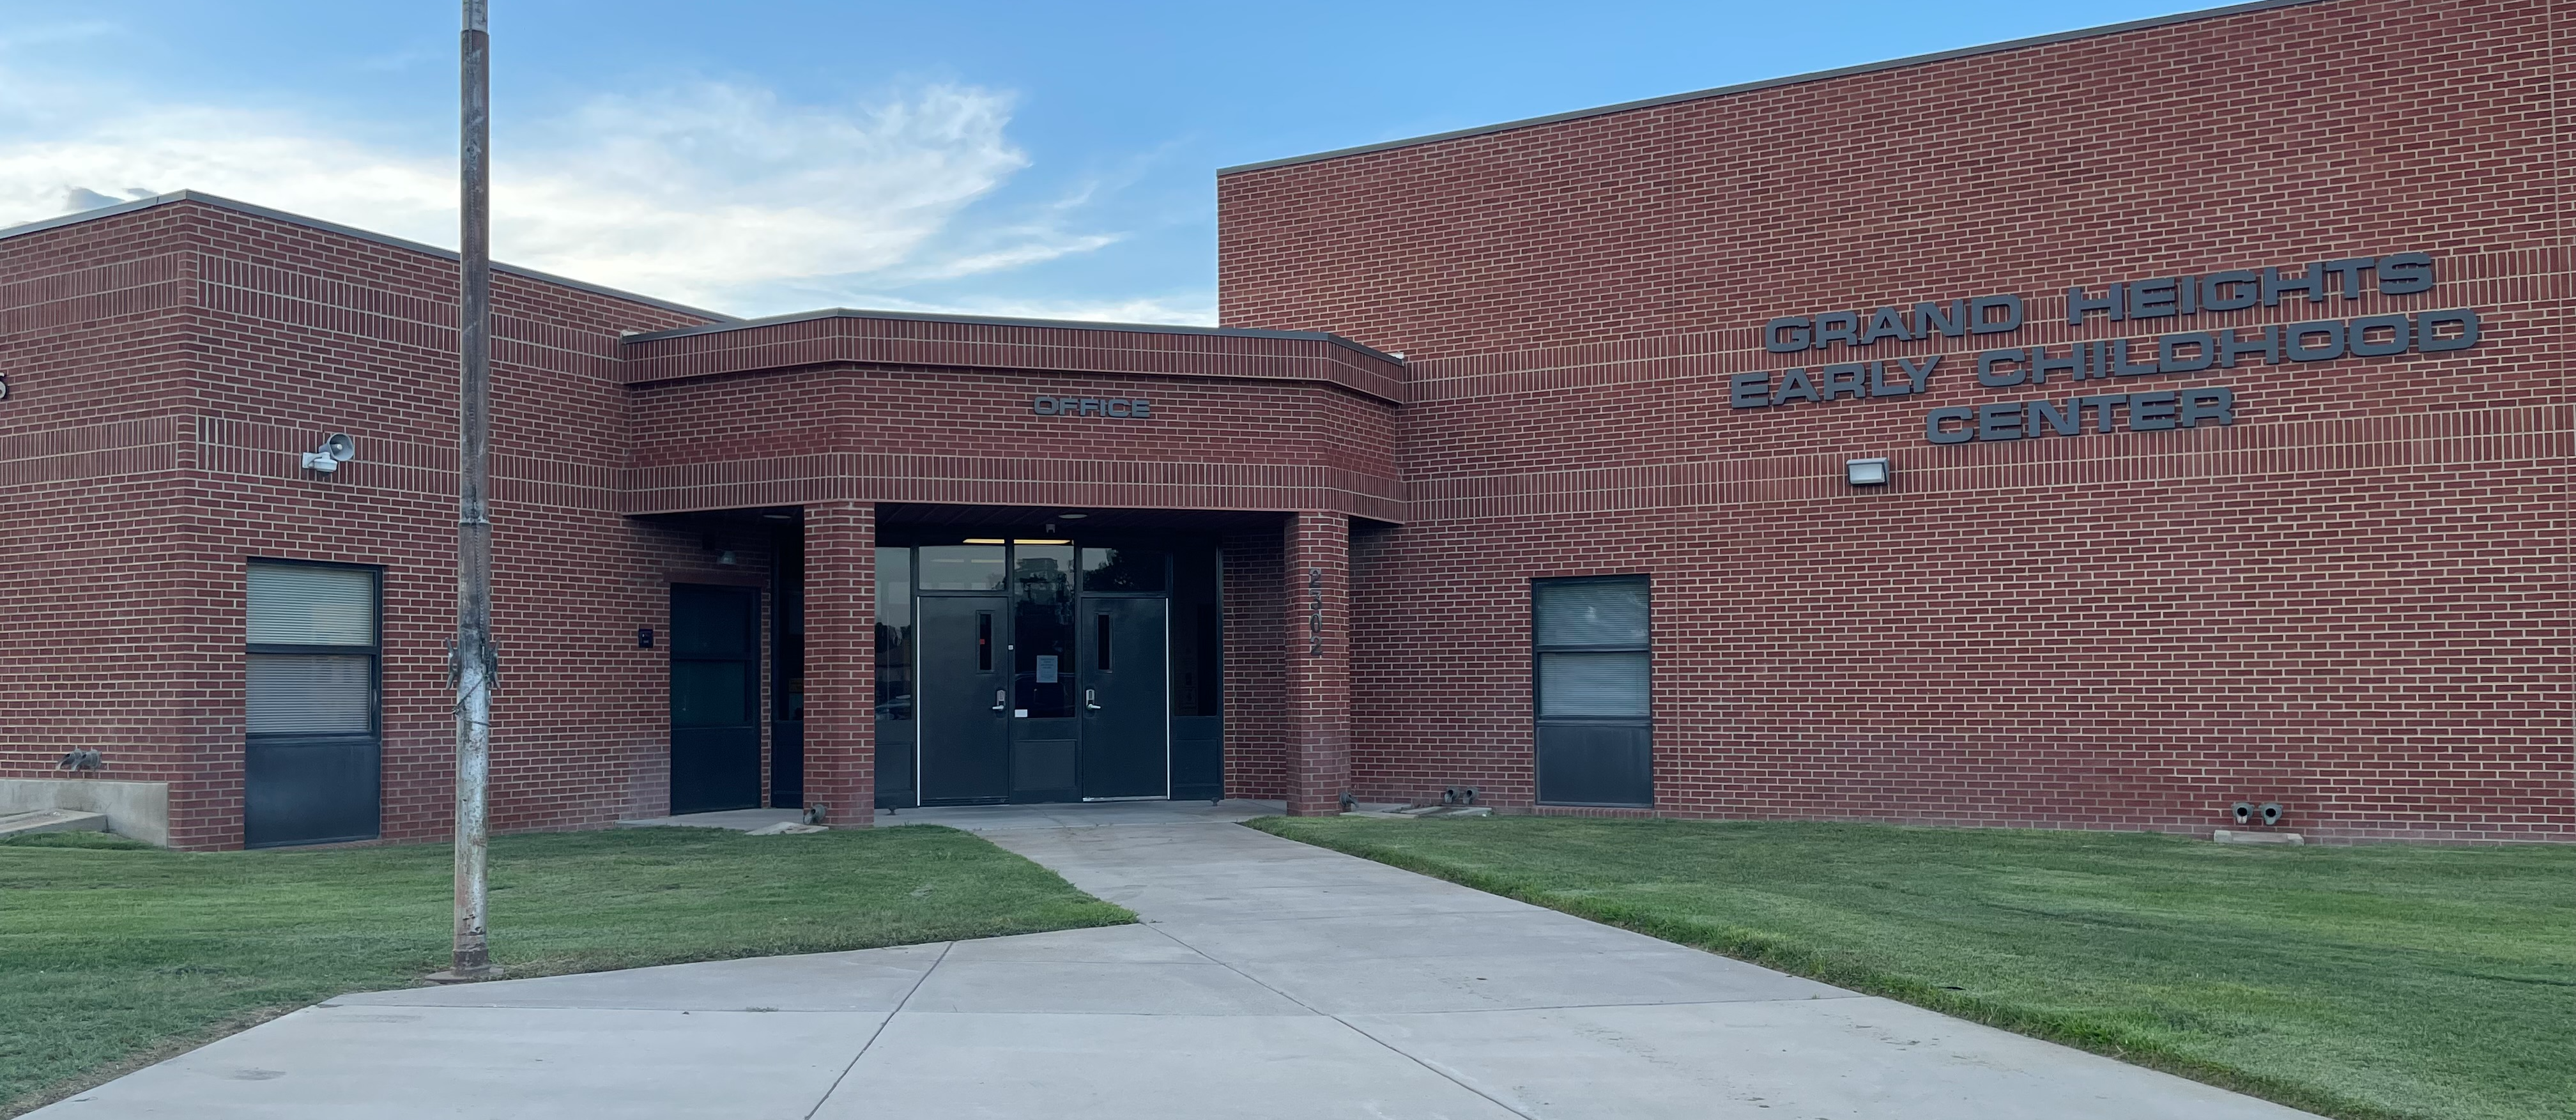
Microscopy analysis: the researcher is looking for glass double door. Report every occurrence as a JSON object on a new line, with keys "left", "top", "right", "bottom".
{"left": 915, "top": 543, "right": 1169, "bottom": 804}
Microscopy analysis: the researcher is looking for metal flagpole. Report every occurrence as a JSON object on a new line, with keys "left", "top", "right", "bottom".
{"left": 433, "top": 0, "right": 502, "bottom": 984}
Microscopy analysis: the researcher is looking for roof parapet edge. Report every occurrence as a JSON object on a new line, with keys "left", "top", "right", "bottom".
{"left": 619, "top": 306, "right": 1406, "bottom": 367}
{"left": 1216, "top": 0, "right": 2332, "bottom": 176}
{"left": 0, "top": 190, "right": 739, "bottom": 323}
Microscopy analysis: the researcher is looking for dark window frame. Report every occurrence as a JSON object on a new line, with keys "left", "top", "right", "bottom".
{"left": 244, "top": 557, "right": 384, "bottom": 746}
{"left": 1531, "top": 574, "right": 1652, "bottom": 808}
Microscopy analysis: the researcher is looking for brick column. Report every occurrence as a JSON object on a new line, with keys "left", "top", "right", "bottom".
{"left": 802, "top": 502, "right": 875, "bottom": 826}
{"left": 1284, "top": 510, "right": 1351, "bottom": 815}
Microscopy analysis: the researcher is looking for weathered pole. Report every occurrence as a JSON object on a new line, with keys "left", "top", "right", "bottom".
{"left": 434, "top": 0, "right": 502, "bottom": 983}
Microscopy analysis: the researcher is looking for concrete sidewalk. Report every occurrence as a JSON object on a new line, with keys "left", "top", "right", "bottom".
{"left": 31, "top": 802, "right": 2318, "bottom": 1119}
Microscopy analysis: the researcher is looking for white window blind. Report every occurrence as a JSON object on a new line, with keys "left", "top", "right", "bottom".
{"left": 1538, "top": 651, "right": 1652, "bottom": 718}
{"left": 1535, "top": 578, "right": 1650, "bottom": 719}
{"left": 247, "top": 654, "right": 374, "bottom": 735}
{"left": 248, "top": 564, "right": 377, "bottom": 647}
{"left": 245, "top": 563, "right": 377, "bottom": 739}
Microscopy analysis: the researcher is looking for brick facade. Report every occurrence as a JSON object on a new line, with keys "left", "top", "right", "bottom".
{"left": 1218, "top": 0, "right": 2572, "bottom": 842}
{"left": 1282, "top": 511, "right": 1353, "bottom": 815}
{"left": 1, "top": 0, "right": 2564, "bottom": 848}
{"left": 0, "top": 197, "right": 1399, "bottom": 848}
{"left": 801, "top": 502, "right": 875, "bottom": 826}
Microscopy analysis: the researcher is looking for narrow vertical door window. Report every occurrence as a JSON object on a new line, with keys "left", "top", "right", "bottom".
{"left": 1012, "top": 544, "right": 1075, "bottom": 719}
{"left": 871, "top": 546, "right": 916, "bottom": 808}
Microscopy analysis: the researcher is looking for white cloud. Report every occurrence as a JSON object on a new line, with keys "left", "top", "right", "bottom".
{"left": 0, "top": 66, "right": 1142, "bottom": 316}
{"left": 501, "top": 82, "right": 1102, "bottom": 302}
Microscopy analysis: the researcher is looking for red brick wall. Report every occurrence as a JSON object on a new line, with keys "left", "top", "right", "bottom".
{"left": 11, "top": 0, "right": 2562, "bottom": 850}
{"left": 1282, "top": 512, "right": 1353, "bottom": 813}
{"left": 0, "top": 209, "right": 206, "bottom": 833}
{"left": 618, "top": 359, "right": 1406, "bottom": 811}
{"left": 0, "top": 200, "right": 728, "bottom": 848}
{"left": 1220, "top": 528, "right": 1289, "bottom": 799}
{"left": 621, "top": 363, "right": 1399, "bottom": 518}
{"left": 1221, "top": 0, "right": 2572, "bottom": 841}
{"left": 802, "top": 502, "right": 874, "bottom": 825}
{"left": 1, "top": 197, "right": 1403, "bottom": 848}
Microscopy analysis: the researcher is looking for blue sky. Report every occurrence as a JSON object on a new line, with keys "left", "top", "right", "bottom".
{"left": 2, "top": 1, "right": 2217, "bottom": 322}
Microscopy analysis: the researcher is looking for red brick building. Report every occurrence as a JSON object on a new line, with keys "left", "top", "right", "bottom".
{"left": 2, "top": 0, "right": 2564, "bottom": 848}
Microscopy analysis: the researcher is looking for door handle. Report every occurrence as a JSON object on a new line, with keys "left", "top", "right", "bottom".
{"left": 1085, "top": 688, "right": 1101, "bottom": 711}
{"left": 991, "top": 689, "right": 1007, "bottom": 712}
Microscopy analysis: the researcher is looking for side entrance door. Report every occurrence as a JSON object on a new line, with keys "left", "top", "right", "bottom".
{"left": 1079, "top": 597, "right": 1167, "bottom": 799}
{"left": 918, "top": 595, "right": 1010, "bottom": 802}
{"left": 670, "top": 584, "right": 762, "bottom": 814}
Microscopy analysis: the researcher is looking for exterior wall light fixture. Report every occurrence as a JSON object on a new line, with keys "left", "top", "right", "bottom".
{"left": 1845, "top": 457, "right": 1890, "bottom": 487}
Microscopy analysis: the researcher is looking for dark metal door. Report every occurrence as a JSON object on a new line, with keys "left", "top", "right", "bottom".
{"left": 670, "top": 585, "right": 762, "bottom": 815}
{"left": 1079, "top": 597, "right": 1168, "bottom": 799}
{"left": 919, "top": 595, "right": 1010, "bottom": 802}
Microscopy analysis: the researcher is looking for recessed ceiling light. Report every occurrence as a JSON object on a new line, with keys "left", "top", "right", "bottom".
{"left": 1057, "top": 512, "right": 1088, "bottom": 519}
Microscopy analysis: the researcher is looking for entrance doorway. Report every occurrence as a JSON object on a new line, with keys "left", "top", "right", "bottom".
{"left": 917, "top": 595, "right": 1011, "bottom": 801}
{"left": 1080, "top": 598, "right": 1167, "bottom": 798}
{"left": 892, "top": 538, "right": 1202, "bottom": 806}
{"left": 670, "top": 583, "right": 762, "bottom": 814}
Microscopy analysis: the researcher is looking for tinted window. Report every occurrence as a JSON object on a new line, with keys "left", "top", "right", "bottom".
{"left": 1533, "top": 580, "right": 1649, "bottom": 648}
{"left": 245, "top": 562, "right": 379, "bottom": 739}
{"left": 874, "top": 547, "right": 912, "bottom": 721}
{"left": 1533, "top": 576, "right": 1651, "bottom": 808}
{"left": 918, "top": 545, "right": 1008, "bottom": 591}
{"left": 248, "top": 564, "right": 376, "bottom": 646}
{"left": 1082, "top": 547, "right": 1167, "bottom": 593}
{"left": 1015, "top": 545, "right": 1075, "bottom": 717}
{"left": 246, "top": 654, "right": 374, "bottom": 735}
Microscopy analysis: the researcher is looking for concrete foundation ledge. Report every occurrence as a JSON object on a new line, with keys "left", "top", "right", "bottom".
{"left": 0, "top": 808, "right": 109, "bottom": 838}
{"left": 0, "top": 778, "right": 171, "bottom": 847}
{"left": 2212, "top": 829, "right": 2304, "bottom": 845}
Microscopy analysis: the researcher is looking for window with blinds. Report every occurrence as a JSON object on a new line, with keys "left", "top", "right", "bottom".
{"left": 1533, "top": 576, "right": 1652, "bottom": 807}
{"left": 246, "top": 562, "right": 379, "bottom": 740}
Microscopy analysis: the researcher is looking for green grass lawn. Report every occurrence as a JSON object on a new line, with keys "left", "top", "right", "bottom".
{"left": 0, "top": 825, "right": 1129, "bottom": 1117}
{"left": 1248, "top": 815, "right": 2574, "bottom": 1120}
